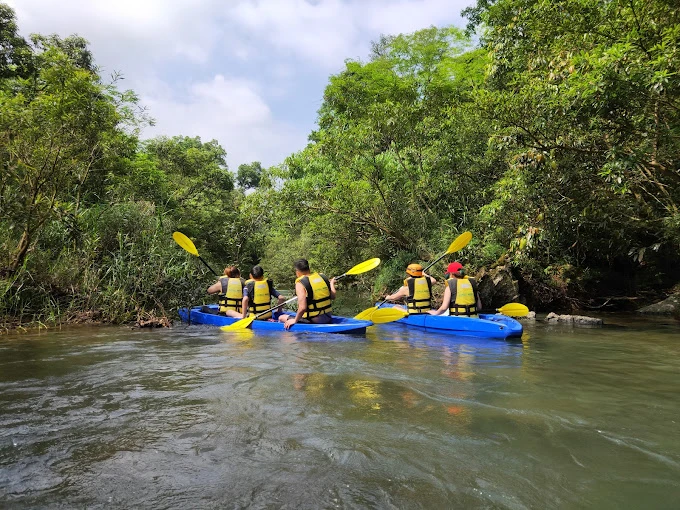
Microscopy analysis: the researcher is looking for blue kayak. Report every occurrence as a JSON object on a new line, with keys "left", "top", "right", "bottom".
{"left": 178, "top": 305, "right": 372, "bottom": 334}
{"left": 379, "top": 303, "right": 523, "bottom": 339}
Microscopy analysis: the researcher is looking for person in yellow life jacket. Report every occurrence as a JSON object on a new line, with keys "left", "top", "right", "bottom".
{"left": 384, "top": 263, "right": 437, "bottom": 314}
{"left": 278, "top": 258, "right": 337, "bottom": 330}
{"left": 241, "top": 265, "right": 287, "bottom": 320}
{"left": 429, "top": 261, "right": 482, "bottom": 317}
{"left": 206, "top": 266, "right": 246, "bottom": 318}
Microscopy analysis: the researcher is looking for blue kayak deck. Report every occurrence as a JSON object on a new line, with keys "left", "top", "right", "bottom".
{"left": 178, "top": 305, "right": 372, "bottom": 334}
{"left": 380, "top": 304, "right": 523, "bottom": 339}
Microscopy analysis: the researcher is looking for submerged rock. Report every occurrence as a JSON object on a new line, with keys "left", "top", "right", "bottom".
{"left": 545, "top": 312, "right": 603, "bottom": 325}
{"left": 637, "top": 293, "right": 680, "bottom": 315}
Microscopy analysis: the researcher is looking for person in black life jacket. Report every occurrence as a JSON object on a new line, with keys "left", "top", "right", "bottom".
{"left": 278, "top": 258, "right": 337, "bottom": 330}
{"left": 242, "top": 265, "right": 286, "bottom": 320}
{"left": 384, "top": 263, "right": 437, "bottom": 314}
{"left": 206, "top": 265, "right": 246, "bottom": 318}
{"left": 429, "top": 261, "right": 482, "bottom": 317}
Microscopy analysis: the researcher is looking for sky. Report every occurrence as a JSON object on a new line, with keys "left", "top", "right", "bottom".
{"left": 8, "top": 0, "right": 473, "bottom": 170}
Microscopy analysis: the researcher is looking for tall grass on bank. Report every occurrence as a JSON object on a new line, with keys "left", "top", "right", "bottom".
{"left": 0, "top": 201, "right": 212, "bottom": 331}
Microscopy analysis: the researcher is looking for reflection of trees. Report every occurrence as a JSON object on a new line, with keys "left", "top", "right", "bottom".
{"left": 291, "top": 370, "right": 474, "bottom": 430}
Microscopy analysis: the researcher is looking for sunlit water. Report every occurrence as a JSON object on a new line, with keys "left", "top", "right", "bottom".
{"left": 1, "top": 315, "right": 679, "bottom": 509}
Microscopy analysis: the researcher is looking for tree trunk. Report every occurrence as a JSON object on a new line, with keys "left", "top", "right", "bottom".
{"left": 9, "top": 229, "right": 31, "bottom": 274}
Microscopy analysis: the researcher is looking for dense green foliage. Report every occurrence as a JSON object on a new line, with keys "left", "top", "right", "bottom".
{"left": 1, "top": 1, "right": 679, "bottom": 329}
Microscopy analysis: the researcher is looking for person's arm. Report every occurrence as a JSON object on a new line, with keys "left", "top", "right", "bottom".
{"left": 241, "top": 293, "right": 249, "bottom": 319}
{"left": 329, "top": 277, "right": 337, "bottom": 300}
{"left": 207, "top": 280, "right": 221, "bottom": 294}
{"left": 271, "top": 285, "right": 286, "bottom": 311}
{"left": 385, "top": 286, "right": 408, "bottom": 302}
{"left": 429, "top": 285, "right": 451, "bottom": 315}
{"left": 424, "top": 273, "right": 437, "bottom": 285}
{"left": 284, "top": 282, "right": 307, "bottom": 329}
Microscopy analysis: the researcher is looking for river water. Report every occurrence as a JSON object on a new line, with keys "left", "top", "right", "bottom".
{"left": 1, "top": 315, "right": 679, "bottom": 509}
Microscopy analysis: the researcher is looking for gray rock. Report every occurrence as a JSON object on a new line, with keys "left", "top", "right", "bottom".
{"left": 545, "top": 312, "right": 603, "bottom": 325}
{"left": 637, "top": 293, "right": 680, "bottom": 315}
{"left": 523, "top": 311, "right": 536, "bottom": 321}
{"left": 476, "top": 265, "right": 520, "bottom": 310}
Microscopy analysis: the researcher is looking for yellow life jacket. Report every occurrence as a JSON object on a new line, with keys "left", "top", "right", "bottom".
{"left": 296, "top": 272, "right": 332, "bottom": 318}
{"left": 219, "top": 276, "right": 244, "bottom": 313}
{"left": 245, "top": 278, "right": 274, "bottom": 319}
{"left": 405, "top": 276, "right": 433, "bottom": 314}
{"left": 447, "top": 276, "right": 478, "bottom": 316}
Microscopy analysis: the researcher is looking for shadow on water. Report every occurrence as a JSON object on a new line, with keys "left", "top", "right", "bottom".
{"left": 1, "top": 314, "right": 679, "bottom": 508}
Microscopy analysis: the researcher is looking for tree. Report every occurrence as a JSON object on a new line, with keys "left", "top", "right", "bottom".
{"left": 275, "top": 27, "right": 487, "bottom": 261}
{"left": 237, "top": 161, "right": 263, "bottom": 190}
{"left": 0, "top": 29, "right": 140, "bottom": 274}
{"left": 464, "top": 0, "right": 680, "bottom": 268}
{"left": 0, "top": 4, "right": 33, "bottom": 79}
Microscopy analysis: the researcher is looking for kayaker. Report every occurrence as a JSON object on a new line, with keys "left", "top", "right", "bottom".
{"left": 384, "top": 263, "right": 437, "bottom": 314}
{"left": 206, "top": 266, "right": 246, "bottom": 318}
{"left": 429, "top": 261, "right": 482, "bottom": 317}
{"left": 242, "top": 265, "right": 286, "bottom": 320}
{"left": 279, "top": 258, "right": 337, "bottom": 330}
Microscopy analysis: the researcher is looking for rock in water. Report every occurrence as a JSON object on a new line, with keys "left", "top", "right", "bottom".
{"left": 637, "top": 293, "right": 680, "bottom": 315}
{"left": 545, "top": 312, "right": 603, "bottom": 325}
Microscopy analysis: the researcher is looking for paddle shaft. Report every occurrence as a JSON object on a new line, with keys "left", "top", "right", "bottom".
{"left": 199, "top": 256, "right": 219, "bottom": 277}
{"left": 252, "top": 296, "right": 298, "bottom": 320}
{"left": 422, "top": 251, "right": 448, "bottom": 273}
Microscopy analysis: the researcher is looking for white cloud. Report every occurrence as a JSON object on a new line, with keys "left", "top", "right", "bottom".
{"left": 227, "top": 0, "right": 470, "bottom": 69}
{"left": 6, "top": 0, "right": 474, "bottom": 168}
{"left": 7, "top": 0, "right": 222, "bottom": 70}
{"left": 141, "top": 75, "right": 308, "bottom": 169}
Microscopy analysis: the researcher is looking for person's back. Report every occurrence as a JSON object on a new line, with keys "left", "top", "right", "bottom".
{"left": 279, "top": 258, "right": 337, "bottom": 329}
{"left": 296, "top": 272, "right": 333, "bottom": 318}
{"left": 446, "top": 276, "right": 479, "bottom": 316}
{"left": 385, "top": 263, "right": 436, "bottom": 314}
{"left": 430, "top": 262, "right": 482, "bottom": 317}
{"left": 243, "top": 265, "right": 285, "bottom": 320}
{"left": 206, "top": 266, "right": 245, "bottom": 318}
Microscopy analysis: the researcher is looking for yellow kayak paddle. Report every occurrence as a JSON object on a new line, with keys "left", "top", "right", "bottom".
{"left": 173, "top": 231, "right": 219, "bottom": 276}
{"left": 494, "top": 303, "right": 530, "bottom": 317}
{"left": 369, "top": 307, "right": 408, "bottom": 323}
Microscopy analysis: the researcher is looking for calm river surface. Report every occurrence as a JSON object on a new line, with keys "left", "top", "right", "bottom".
{"left": 1, "top": 315, "right": 679, "bottom": 509}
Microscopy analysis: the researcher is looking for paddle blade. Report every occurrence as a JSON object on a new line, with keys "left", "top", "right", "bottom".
{"left": 370, "top": 308, "right": 408, "bottom": 324}
{"left": 354, "top": 307, "right": 378, "bottom": 320}
{"left": 345, "top": 258, "right": 381, "bottom": 276}
{"left": 173, "top": 231, "right": 199, "bottom": 257}
{"left": 221, "top": 316, "right": 255, "bottom": 331}
{"left": 446, "top": 231, "right": 472, "bottom": 254}
{"left": 497, "top": 303, "right": 530, "bottom": 317}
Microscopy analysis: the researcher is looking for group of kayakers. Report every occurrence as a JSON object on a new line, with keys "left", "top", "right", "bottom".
{"left": 207, "top": 258, "right": 337, "bottom": 330}
{"left": 207, "top": 258, "right": 481, "bottom": 329}
{"left": 385, "top": 262, "right": 482, "bottom": 316}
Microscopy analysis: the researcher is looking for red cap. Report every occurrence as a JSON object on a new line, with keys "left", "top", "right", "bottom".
{"left": 447, "top": 262, "right": 463, "bottom": 274}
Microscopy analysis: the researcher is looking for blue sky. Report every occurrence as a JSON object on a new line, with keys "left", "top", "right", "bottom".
{"left": 8, "top": 0, "right": 474, "bottom": 170}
